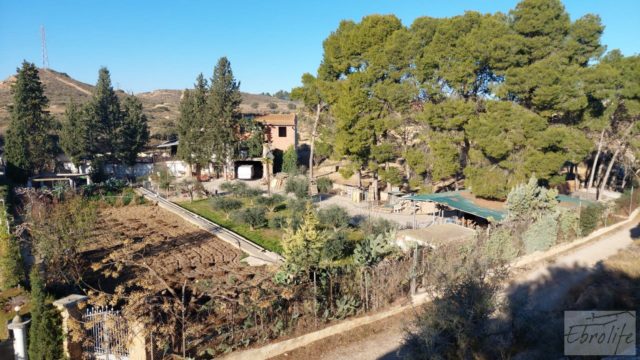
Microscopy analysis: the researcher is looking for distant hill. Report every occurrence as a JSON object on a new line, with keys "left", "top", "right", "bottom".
{"left": 0, "top": 68, "right": 300, "bottom": 140}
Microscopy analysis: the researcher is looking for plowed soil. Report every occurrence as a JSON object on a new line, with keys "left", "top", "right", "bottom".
{"left": 83, "top": 204, "right": 270, "bottom": 291}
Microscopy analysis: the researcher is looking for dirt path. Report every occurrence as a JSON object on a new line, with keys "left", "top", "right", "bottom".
{"left": 47, "top": 70, "right": 93, "bottom": 96}
{"left": 276, "top": 216, "right": 640, "bottom": 360}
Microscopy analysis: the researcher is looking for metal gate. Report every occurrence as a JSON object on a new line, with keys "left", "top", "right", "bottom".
{"left": 83, "top": 307, "right": 129, "bottom": 360}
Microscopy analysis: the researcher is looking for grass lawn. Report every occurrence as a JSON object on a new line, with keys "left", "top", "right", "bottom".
{"left": 0, "top": 287, "right": 30, "bottom": 339}
{"left": 179, "top": 199, "right": 284, "bottom": 254}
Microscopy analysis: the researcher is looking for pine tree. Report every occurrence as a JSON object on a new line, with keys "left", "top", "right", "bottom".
{"left": 28, "top": 268, "right": 63, "bottom": 360}
{"left": 117, "top": 95, "right": 149, "bottom": 166}
{"left": 89, "top": 67, "right": 122, "bottom": 159}
{"left": 4, "top": 61, "right": 53, "bottom": 181}
{"left": 208, "top": 57, "right": 242, "bottom": 176}
{"left": 60, "top": 100, "right": 92, "bottom": 167}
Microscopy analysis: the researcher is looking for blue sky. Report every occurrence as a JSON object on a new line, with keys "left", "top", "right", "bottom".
{"left": 1, "top": 1, "right": 638, "bottom": 94}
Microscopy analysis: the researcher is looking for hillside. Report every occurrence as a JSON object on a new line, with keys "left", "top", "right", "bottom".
{"left": 0, "top": 68, "right": 300, "bottom": 139}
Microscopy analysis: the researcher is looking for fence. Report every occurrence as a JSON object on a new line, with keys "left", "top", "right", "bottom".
{"left": 83, "top": 307, "right": 130, "bottom": 360}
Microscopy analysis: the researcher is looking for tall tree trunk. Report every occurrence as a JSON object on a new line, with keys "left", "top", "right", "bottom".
{"left": 372, "top": 172, "right": 379, "bottom": 203}
{"left": 587, "top": 128, "right": 606, "bottom": 189}
{"left": 309, "top": 103, "right": 321, "bottom": 182}
{"left": 599, "top": 147, "right": 622, "bottom": 198}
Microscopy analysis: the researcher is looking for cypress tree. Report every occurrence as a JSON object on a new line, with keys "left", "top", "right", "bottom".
{"left": 90, "top": 67, "right": 122, "bottom": 160}
{"left": 60, "top": 100, "right": 92, "bottom": 167}
{"left": 28, "top": 268, "right": 63, "bottom": 360}
{"left": 4, "top": 61, "right": 53, "bottom": 181}
{"left": 282, "top": 145, "right": 298, "bottom": 174}
{"left": 208, "top": 57, "right": 242, "bottom": 175}
{"left": 117, "top": 95, "right": 150, "bottom": 167}
{"left": 177, "top": 74, "right": 211, "bottom": 174}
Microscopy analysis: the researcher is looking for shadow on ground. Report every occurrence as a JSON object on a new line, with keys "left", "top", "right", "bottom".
{"left": 380, "top": 257, "right": 640, "bottom": 359}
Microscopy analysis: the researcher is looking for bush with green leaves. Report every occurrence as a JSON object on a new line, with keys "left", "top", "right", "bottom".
{"left": 282, "top": 146, "right": 298, "bottom": 175}
{"left": 268, "top": 213, "right": 289, "bottom": 229}
{"left": 318, "top": 205, "right": 350, "bottom": 230}
{"left": 232, "top": 206, "right": 267, "bottom": 230}
{"left": 255, "top": 194, "right": 286, "bottom": 213}
{"left": 285, "top": 177, "right": 309, "bottom": 199}
{"left": 287, "top": 103, "right": 297, "bottom": 110}
{"left": 316, "top": 177, "right": 333, "bottom": 194}
{"left": 523, "top": 214, "right": 558, "bottom": 253}
{"left": 579, "top": 203, "right": 605, "bottom": 235}
{"left": 360, "top": 217, "right": 398, "bottom": 237}
{"left": 210, "top": 197, "right": 243, "bottom": 218}
{"left": 219, "top": 181, "right": 248, "bottom": 197}
{"left": 267, "top": 102, "right": 278, "bottom": 110}
{"left": 483, "top": 227, "right": 518, "bottom": 262}
{"left": 557, "top": 209, "right": 581, "bottom": 242}
{"left": 506, "top": 176, "right": 558, "bottom": 221}
{"left": 285, "top": 198, "right": 308, "bottom": 229}
{"left": 322, "top": 230, "right": 353, "bottom": 261}
{"left": 354, "top": 230, "right": 397, "bottom": 266}
{"left": 380, "top": 167, "right": 404, "bottom": 187}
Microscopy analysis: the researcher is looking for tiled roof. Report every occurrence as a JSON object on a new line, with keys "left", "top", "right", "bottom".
{"left": 255, "top": 113, "right": 296, "bottom": 126}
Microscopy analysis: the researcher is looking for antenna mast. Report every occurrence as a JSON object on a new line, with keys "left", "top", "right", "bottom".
{"left": 41, "top": 25, "right": 49, "bottom": 70}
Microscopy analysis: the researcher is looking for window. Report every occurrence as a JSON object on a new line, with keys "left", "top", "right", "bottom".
{"left": 278, "top": 126, "right": 287, "bottom": 137}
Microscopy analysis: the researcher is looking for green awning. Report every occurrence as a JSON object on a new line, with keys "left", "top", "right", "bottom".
{"left": 404, "top": 192, "right": 506, "bottom": 221}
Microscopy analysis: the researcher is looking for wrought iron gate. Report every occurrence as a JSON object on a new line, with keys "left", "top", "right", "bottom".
{"left": 83, "top": 307, "right": 129, "bottom": 360}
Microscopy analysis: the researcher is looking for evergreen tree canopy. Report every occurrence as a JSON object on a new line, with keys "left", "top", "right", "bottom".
{"left": 4, "top": 61, "right": 53, "bottom": 180}
{"left": 208, "top": 57, "right": 242, "bottom": 166}
{"left": 117, "top": 95, "right": 150, "bottom": 166}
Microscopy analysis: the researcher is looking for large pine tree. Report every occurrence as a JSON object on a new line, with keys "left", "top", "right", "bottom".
{"left": 208, "top": 57, "right": 242, "bottom": 176}
{"left": 4, "top": 62, "right": 53, "bottom": 181}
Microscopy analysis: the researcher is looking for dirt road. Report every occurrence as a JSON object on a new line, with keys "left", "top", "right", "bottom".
{"left": 278, "top": 216, "right": 640, "bottom": 360}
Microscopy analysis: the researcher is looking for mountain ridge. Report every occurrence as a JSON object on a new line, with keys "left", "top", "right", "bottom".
{"left": 0, "top": 68, "right": 299, "bottom": 140}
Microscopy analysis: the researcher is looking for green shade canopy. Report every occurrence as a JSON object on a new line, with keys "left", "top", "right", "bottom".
{"left": 404, "top": 191, "right": 506, "bottom": 222}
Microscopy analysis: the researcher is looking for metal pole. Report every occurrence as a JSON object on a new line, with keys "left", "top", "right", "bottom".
{"left": 630, "top": 185, "right": 634, "bottom": 216}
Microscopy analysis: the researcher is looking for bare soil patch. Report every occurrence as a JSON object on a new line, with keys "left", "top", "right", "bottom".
{"left": 83, "top": 204, "right": 271, "bottom": 291}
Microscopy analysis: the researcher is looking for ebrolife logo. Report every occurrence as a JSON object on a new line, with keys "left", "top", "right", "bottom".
{"left": 564, "top": 311, "right": 636, "bottom": 356}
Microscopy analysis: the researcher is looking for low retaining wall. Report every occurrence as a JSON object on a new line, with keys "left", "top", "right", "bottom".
{"left": 511, "top": 207, "right": 640, "bottom": 269}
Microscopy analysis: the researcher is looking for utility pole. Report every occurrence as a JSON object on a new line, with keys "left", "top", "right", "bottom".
{"left": 41, "top": 25, "right": 49, "bottom": 69}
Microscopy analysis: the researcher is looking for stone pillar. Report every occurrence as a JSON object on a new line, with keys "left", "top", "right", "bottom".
{"left": 53, "top": 294, "right": 88, "bottom": 360}
{"left": 7, "top": 313, "right": 30, "bottom": 360}
{"left": 128, "top": 322, "right": 148, "bottom": 360}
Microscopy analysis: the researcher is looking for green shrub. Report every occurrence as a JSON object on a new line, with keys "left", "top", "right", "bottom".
{"left": 0, "top": 234, "right": 24, "bottom": 290}
{"left": 316, "top": 177, "right": 333, "bottom": 194}
{"left": 121, "top": 188, "right": 134, "bottom": 206}
{"left": 523, "top": 214, "right": 558, "bottom": 253}
{"left": 282, "top": 146, "right": 298, "bottom": 175}
{"left": 285, "top": 177, "right": 309, "bottom": 199}
{"left": 380, "top": 167, "right": 404, "bottom": 187}
{"left": 255, "top": 194, "right": 286, "bottom": 212}
{"left": 287, "top": 103, "right": 297, "bottom": 110}
{"left": 135, "top": 195, "right": 146, "bottom": 205}
{"left": 558, "top": 209, "right": 581, "bottom": 242}
{"left": 233, "top": 207, "right": 267, "bottom": 230}
{"left": 360, "top": 217, "right": 398, "bottom": 237}
{"left": 322, "top": 230, "right": 353, "bottom": 260}
{"left": 579, "top": 203, "right": 605, "bottom": 235}
{"left": 267, "top": 102, "right": 278, "bottom": 110}
{"left": 318, "top": 205, "right": 350, "bottom": 230}
{"left": 483, "top": 227, "right": 518, "bottom": 262}
{"left": 268, "top": 213, "right": 288, "bottom": 229}
{"left": 210, "top": 197, "right": 243, "bottom": 218}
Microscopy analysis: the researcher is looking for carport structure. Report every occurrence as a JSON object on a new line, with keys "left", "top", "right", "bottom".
{"left": 404, "top": 191, "right": 506, "bottom": 225}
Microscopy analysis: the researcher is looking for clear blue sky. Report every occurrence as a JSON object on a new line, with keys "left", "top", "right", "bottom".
{"left": 1, "top": 1, "right": 638, "bottom": 94}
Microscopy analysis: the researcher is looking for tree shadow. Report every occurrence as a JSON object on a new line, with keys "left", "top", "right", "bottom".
{"left": 383, "top": 258, "right": 640, "bottom": 359}
{"left": 630, "top": 223, "right": 640, "bottom": 239}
